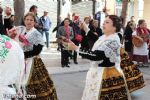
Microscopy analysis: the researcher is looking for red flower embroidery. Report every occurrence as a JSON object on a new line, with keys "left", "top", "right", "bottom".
{"left": 5, "top": 41, "right": 12, "bottom": 49}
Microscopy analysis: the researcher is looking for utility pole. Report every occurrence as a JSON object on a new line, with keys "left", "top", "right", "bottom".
{"left": 92, "top": 0, "right": 96, "bottom": 18}
{"left": 57, "top": 0, "right": 61, "bottom": 26}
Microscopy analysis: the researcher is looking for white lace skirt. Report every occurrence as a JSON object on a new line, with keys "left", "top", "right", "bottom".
{"left": 82, "top": 66, "right": 131, "bottom": 100}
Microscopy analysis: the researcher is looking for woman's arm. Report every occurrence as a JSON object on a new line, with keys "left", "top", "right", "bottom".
{"left": 24, "top": 44, "right": 43, "bottom": 58}
{"left": 79, "top": 48, "right": 107, "bottom": 61}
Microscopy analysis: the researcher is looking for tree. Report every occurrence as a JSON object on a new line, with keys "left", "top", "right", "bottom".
{"left": 13, "top": 0, "right": 25, "bottom": 26}
{"left": 120, "top": 0, "right": 129, "bottom": 26}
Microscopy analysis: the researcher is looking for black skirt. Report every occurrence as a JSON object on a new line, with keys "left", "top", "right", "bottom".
{"left": 26, "top": 57, "right": 58, "bottom": 100}
{"left": 120, "top": 48, "right": 145, "bottom": 92}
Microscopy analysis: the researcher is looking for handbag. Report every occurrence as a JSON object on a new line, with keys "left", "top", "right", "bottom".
{"left": 132, "top": 36, "right": 144, "bottom": 47}
{"left": 75, "top": 34, "right": 82, "bottom": 42}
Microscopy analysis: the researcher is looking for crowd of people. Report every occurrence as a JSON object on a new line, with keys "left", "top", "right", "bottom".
{"left": 0, "top": 4, "right": 149, "bottom": 100}
{"left": 55, "top": 13, "right": 103, "bottom": 68}
{"left": 55, "top": 14, "right": 150, "bottom": 69}
{"left": 124, "top": 16, "right": 150, "bottom": 67}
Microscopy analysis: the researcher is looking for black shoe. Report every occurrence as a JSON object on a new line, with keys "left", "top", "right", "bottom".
{"left": 137, "top": 64, "right": 142, "bottom": 67}
{"left": 66, "top": 65, "right": 70, "bottom": 68}
{"left": 61, "top": 65, "right": 65, "bottom": 68}
{"left": 142, "top": 64, "right": 149, "bottom": 67}
{"left": 81, "top": 56, "right": 85, "bottom": 59}
{"left": 57, "top": 48, "right": 60, "bottom": 51}
{"left": 74, "top": 61, "right": 78, "bottom": 64}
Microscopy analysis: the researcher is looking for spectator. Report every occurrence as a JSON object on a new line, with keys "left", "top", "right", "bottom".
{"left": 87, "top": 20, "right": 103, "bottom": 49}
{"left": 72, "top": 15, "right": 81, "bottom": 64}
{"left": 80, "top": 16, "right": 90, "bottom": 51}
{"left": 56, "top": 18, "right": 74, "bottom": 68}
{"left": 124, "top": 17, "right": 136, "bottom": 58}
{"left": 29, "top": 5, "right": 42, "bottom": 32}
{"left": 132, "top": 19, "right": 149, "bottom": 67}
{"left": 53, "top": 16, "right": 62, "bottom": 51}
{"left": 4, "top": 7, "right": 14, "bottom": 30}
{"left": 39, "top": 11, "right": 52, "bottom": 49}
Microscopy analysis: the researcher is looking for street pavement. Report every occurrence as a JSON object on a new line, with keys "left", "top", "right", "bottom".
{"left": 41, "top": 47, "right": 150, "bottom": 100}
{"left": 41, "top": 47, "right": 91, "bottom": 75}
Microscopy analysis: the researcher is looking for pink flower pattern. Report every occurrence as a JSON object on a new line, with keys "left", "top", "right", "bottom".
{"left": 5, "top": 41, "right": 12, "bottom": 49}
{"left": 0, "top": 35, "right": 12, "bottom": 63}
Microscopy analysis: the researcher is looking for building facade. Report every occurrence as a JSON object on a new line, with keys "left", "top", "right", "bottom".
{"left": 101, "top": 0, "right": 150, "bottom": 27}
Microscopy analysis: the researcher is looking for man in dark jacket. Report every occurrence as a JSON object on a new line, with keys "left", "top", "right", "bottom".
{"left": 87, "top": 20, "right": 103, "bottom": 50}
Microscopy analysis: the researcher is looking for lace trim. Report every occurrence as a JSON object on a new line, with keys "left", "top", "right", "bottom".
{"left": 23, "top": 29, "right": 44, "bottom": 52}
{"left": 98, "top": 40, "right": 120, "bottom": 63}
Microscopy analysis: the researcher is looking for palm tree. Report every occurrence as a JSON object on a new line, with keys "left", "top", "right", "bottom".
{"left": 13, "top": 0, "right": 25, "bottom": 26}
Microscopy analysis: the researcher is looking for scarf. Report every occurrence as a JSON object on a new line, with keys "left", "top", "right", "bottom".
{"left": 64, "top": 26, "right": 70, "bottom": 39}
{"left": 136, "top": 27, "right": 149, "bottom": 35}
{"left": 136, "top": 27, "right": 149, "bottom": 42}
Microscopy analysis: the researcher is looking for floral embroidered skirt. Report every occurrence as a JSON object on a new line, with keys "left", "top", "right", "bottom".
{"left": 25, "top": 57, "right": 58, "bottom": 100}
{"left": 120, "top": 49, "right": 145, "bottom": 92}
{"left": 82, "top": 66, "right": 130, "bottom": 100}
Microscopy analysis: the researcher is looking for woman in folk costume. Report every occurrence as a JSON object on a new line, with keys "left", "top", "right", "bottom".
{"left": 132, "top": 19, "right": 149, "bottom": 67}
{"left": 120, "top": 47, "right": 145, "bottom": 93}
{"left": 67, "top": 15, "right": 131, "bottom": 100}
{"left": 10, "top": 12, "right": 58, "bottom": 100}
{"left": 117, "top": 26, "right": 145, "bottom": 93}
{"left": 0, "top": 34, "right": 25, "bottom": 100}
